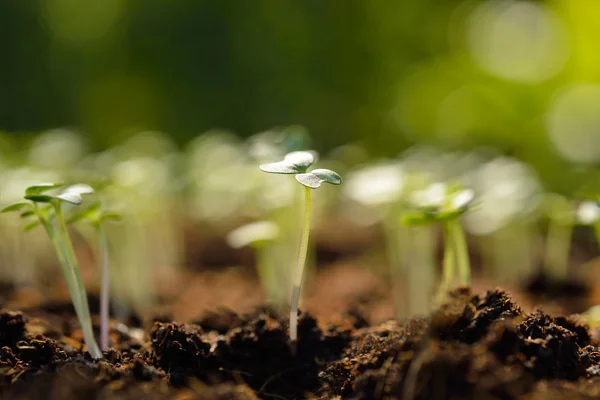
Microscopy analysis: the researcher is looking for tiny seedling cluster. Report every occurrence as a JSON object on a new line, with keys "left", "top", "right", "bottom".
{"left": 2, "top": 132, "right": 600, "bottom": 356}
{"left": 403, "top": 183, "right": 475, "bottom": 303}
{"left": 2, "top": 183, "right": 102, "bottom": 358}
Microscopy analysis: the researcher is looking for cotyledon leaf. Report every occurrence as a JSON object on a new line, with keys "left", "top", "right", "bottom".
{"left": 259, "top": 151, "right": 316, "bottom": 174}
{"left": 25, "top": 182, "right": 64, "bottom": 197}
{"left": 55, "top": 184, "right": 95, "bottom": 205}
{"left": 0, "top": 202, "right": 31, "bottom": 213}
{"left": 295, "top": 168, "right": 342, "bottom": 189}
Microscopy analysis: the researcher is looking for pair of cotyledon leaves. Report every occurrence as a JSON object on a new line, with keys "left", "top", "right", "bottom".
{"left": 259, "top": 151, "right": 342, "bottom": 189}
{"left": 402, "top": 182, "right": 475, "bottom": 225}
{"left": 1, "top": 183, "right": 120, "bottom": 230}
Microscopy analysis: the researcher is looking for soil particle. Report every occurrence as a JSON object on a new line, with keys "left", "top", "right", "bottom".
{"left": 0, "top": 311, "right": 27, "bottom": 347}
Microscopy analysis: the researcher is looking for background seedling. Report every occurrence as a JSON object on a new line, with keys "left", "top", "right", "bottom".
{"left": 260, "top": 151, "right": 342, "bottom": 347}
{"left": 226, "top": 220, "right": 284, "bottom": 307}
{"left": 70, "top": 201, "right": 122, "bottom": 351}
{"left": 1, "top": 183, "right": 102, "bottom": 358}
{"left": 403, "top": 182, "right": 475, "bottom": 303}
{"left": 542, "top": 194, "right": 575, "bottom": 281}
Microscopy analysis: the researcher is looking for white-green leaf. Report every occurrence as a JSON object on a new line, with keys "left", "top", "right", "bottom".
{"left": 25, "top": 182, "right": 64, "bottom": 196}
{"left": 0, "top": 202, "right": 30, "bottom": 213}
{"left": 259, "top": 151, "right": 316, "bottom": 174}
{"left": 451, "top": 189, "right": 475, "bottom": 211}
{"left": 226, "top": 221, "right": 279, "bottom": 248}
{"left": 56, "top": 184, "right": 94, "bottom": 205}
{"left": 295, "top": 168, "right": 342, "bottom": 189}
{"left": 310, "top": 169, "right": 342, "bottom": 185}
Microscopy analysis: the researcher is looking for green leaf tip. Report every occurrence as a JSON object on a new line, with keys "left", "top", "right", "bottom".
{"left": 402, "top": 182, "right": 475, "bottom": 226}
{"left": 23, "top": 220, "right": 41, "bottom": 232}
{"left": 20, "top": 210, "right": 35, "bottom": 219}
{"left": 259, "top": 150, "right": 316, "bottom": 174}
{"left": 1, "top": 202, "right": 30, "bottom": 214}
{"left": 295, "top": 168, "right": 342, "bottom": 189}
{"left": 69, "top": 201, "right": 122, "bottom": 225}
{"left": 25, "top": 182, "right": 64, "bottom": 196}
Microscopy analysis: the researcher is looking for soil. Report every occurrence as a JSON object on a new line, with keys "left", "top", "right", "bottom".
{"left": 1, "top": 284, "right": 600, "bottom": 399}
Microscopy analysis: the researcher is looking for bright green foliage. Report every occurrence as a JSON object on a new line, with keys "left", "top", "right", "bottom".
{"left": 69, "top": 201, "right": 123, "bottom": 226}
{"left": 402, "top": 183, "right": 475, "bottom": 225}
{"left": 402, "top": 182, "right": 475, "bottom": 303}
{"left": 69, "top": 201, "right": 122, "bottom": 352}
{"left": 24, "top": 183, "right": 94, "bottom": 206}
{"left": 1, "top": 182, "right": 102, "bottom": 359}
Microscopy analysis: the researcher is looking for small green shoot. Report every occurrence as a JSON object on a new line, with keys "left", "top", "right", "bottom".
{"left": 402, "top": 182, "right": 475, "bottom": 303}
{"left": 260, "top": 150, "right": 342, "bottom": 347}
{"left": 70, "top": 201, "right": 122, "bottom": 351}
{"left": 542, "top": 194, "right": 575, "bottom": 281}
{"left": 1, "top": 183, "right": 102, "bottom": 358}
{"left": 226, "top": 221, "right": 283, "bottom": 306}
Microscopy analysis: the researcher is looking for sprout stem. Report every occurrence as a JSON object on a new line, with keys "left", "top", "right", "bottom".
{"left": 54, "top": 204, "right": 102, "bottom": 359}
{"left": 437, "top": 221, "right": 456, "bottom": 304}
{"left": 543, "top": 217, "right": 572, "bottom": 280}
{"left": 289, "top": 186, "right": 311, "bottom": 347}
{"left": 98, "top": 224, "right": 110, "bottom": 351}
{"left": 594, "top": 222, "right": 600, "bottom": 249}
{"left": 408, "top": 225, "right": 436, "bottom": 315}
{"left": 383, "top": 214, "right": 407, "bottom": 319}
{"left": 450, "top": 219, "right": 471, "bottom": 287}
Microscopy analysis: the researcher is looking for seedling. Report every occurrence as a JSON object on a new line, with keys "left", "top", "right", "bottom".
{"left": 259, "top": 151, "right": 342, "bottom": 346}
{"left": 226, "top": 221, "right": 283, "bottom": 307}
{"left": 576, "top": 201, "right": 600, "bottom": 245}
{"left": 70, "top": 202, "right": 122, "bottom": 351}
{"left": 403, "top": 182, "right": 475, "bottom": 303}
{"left": 1, "top": 183, "right": 102, "bottom": 358}
{"left": 542, "top": 194, "right": 575, "bottom": 281}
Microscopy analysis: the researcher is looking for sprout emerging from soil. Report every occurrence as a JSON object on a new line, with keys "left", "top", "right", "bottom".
{"left": 70, "top": 202, "right": 122, "bottom": 351}
{"left": 260, "top": 151, "right": 342, "bottom": 347}
{"left": 403, "top": 182, "right": 475, "bottom": 303}
{"left": 226, "top": 221, "right": 283, "bottom": 306}
{"left": 1, "top": 183, "right": 102, "bottom": 358}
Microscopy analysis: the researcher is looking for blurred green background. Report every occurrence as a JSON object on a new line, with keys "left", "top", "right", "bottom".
{"left": 1, "top": 0, "right": 600, "bottom": 191}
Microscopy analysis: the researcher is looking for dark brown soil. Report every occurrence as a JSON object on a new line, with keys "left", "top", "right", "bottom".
{"left": 1, "top": 288, "right": 600, "bottom": 399}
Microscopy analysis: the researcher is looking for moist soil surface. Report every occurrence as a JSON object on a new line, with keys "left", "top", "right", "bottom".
{"left": 2, "top": 288, "right": 600, "bottom": 399}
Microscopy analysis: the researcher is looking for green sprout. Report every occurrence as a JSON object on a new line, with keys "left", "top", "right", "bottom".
{"left": 402, "top": 182, "right": 475, "bottom": 303}
{"left": 1, "top": 183, "right": 102, "bottom": 358}
{"left": 259, "top": 151, "right": 342, "bottom": 346}
{"left": 70, "top": 202, "right": 122, "bottom": 351}
{"left": 541, "top": 194, "right": 574, "bottom": 281}
{"left": 226, "top": 221, "right": 284, "bottom": 307}
{"left": 577, "top": 201, "right": 600, "bottom": 245}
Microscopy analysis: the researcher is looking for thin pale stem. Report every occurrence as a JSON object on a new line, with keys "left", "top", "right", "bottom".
{"left": 437, "top": 221, "right": 456, "bottom": 304}
{"left": 408, "top": 225, "right": 436, "bottom": 316}
{"left": 98, "top": 224, "right": 110, "bottom": 351}
{"left": 54, "top": 205, "right": 102, "bottom": 358}
{"left": 383, "top": 213, "right": 406, "bottom": 319}
{"left": 594, "top": 222, "right": 600, "bottom": 249}
{"left": 255, "top": 245, "right": 281, "bottom": 307}
{"left": 450, "top": 219, "right": 471, "bottom": 287}
{"left": 543, "top": 217, "right": 572, "bottom": 281}
{"left": 289, "top": 186, "right": 311, "bottom": 346}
